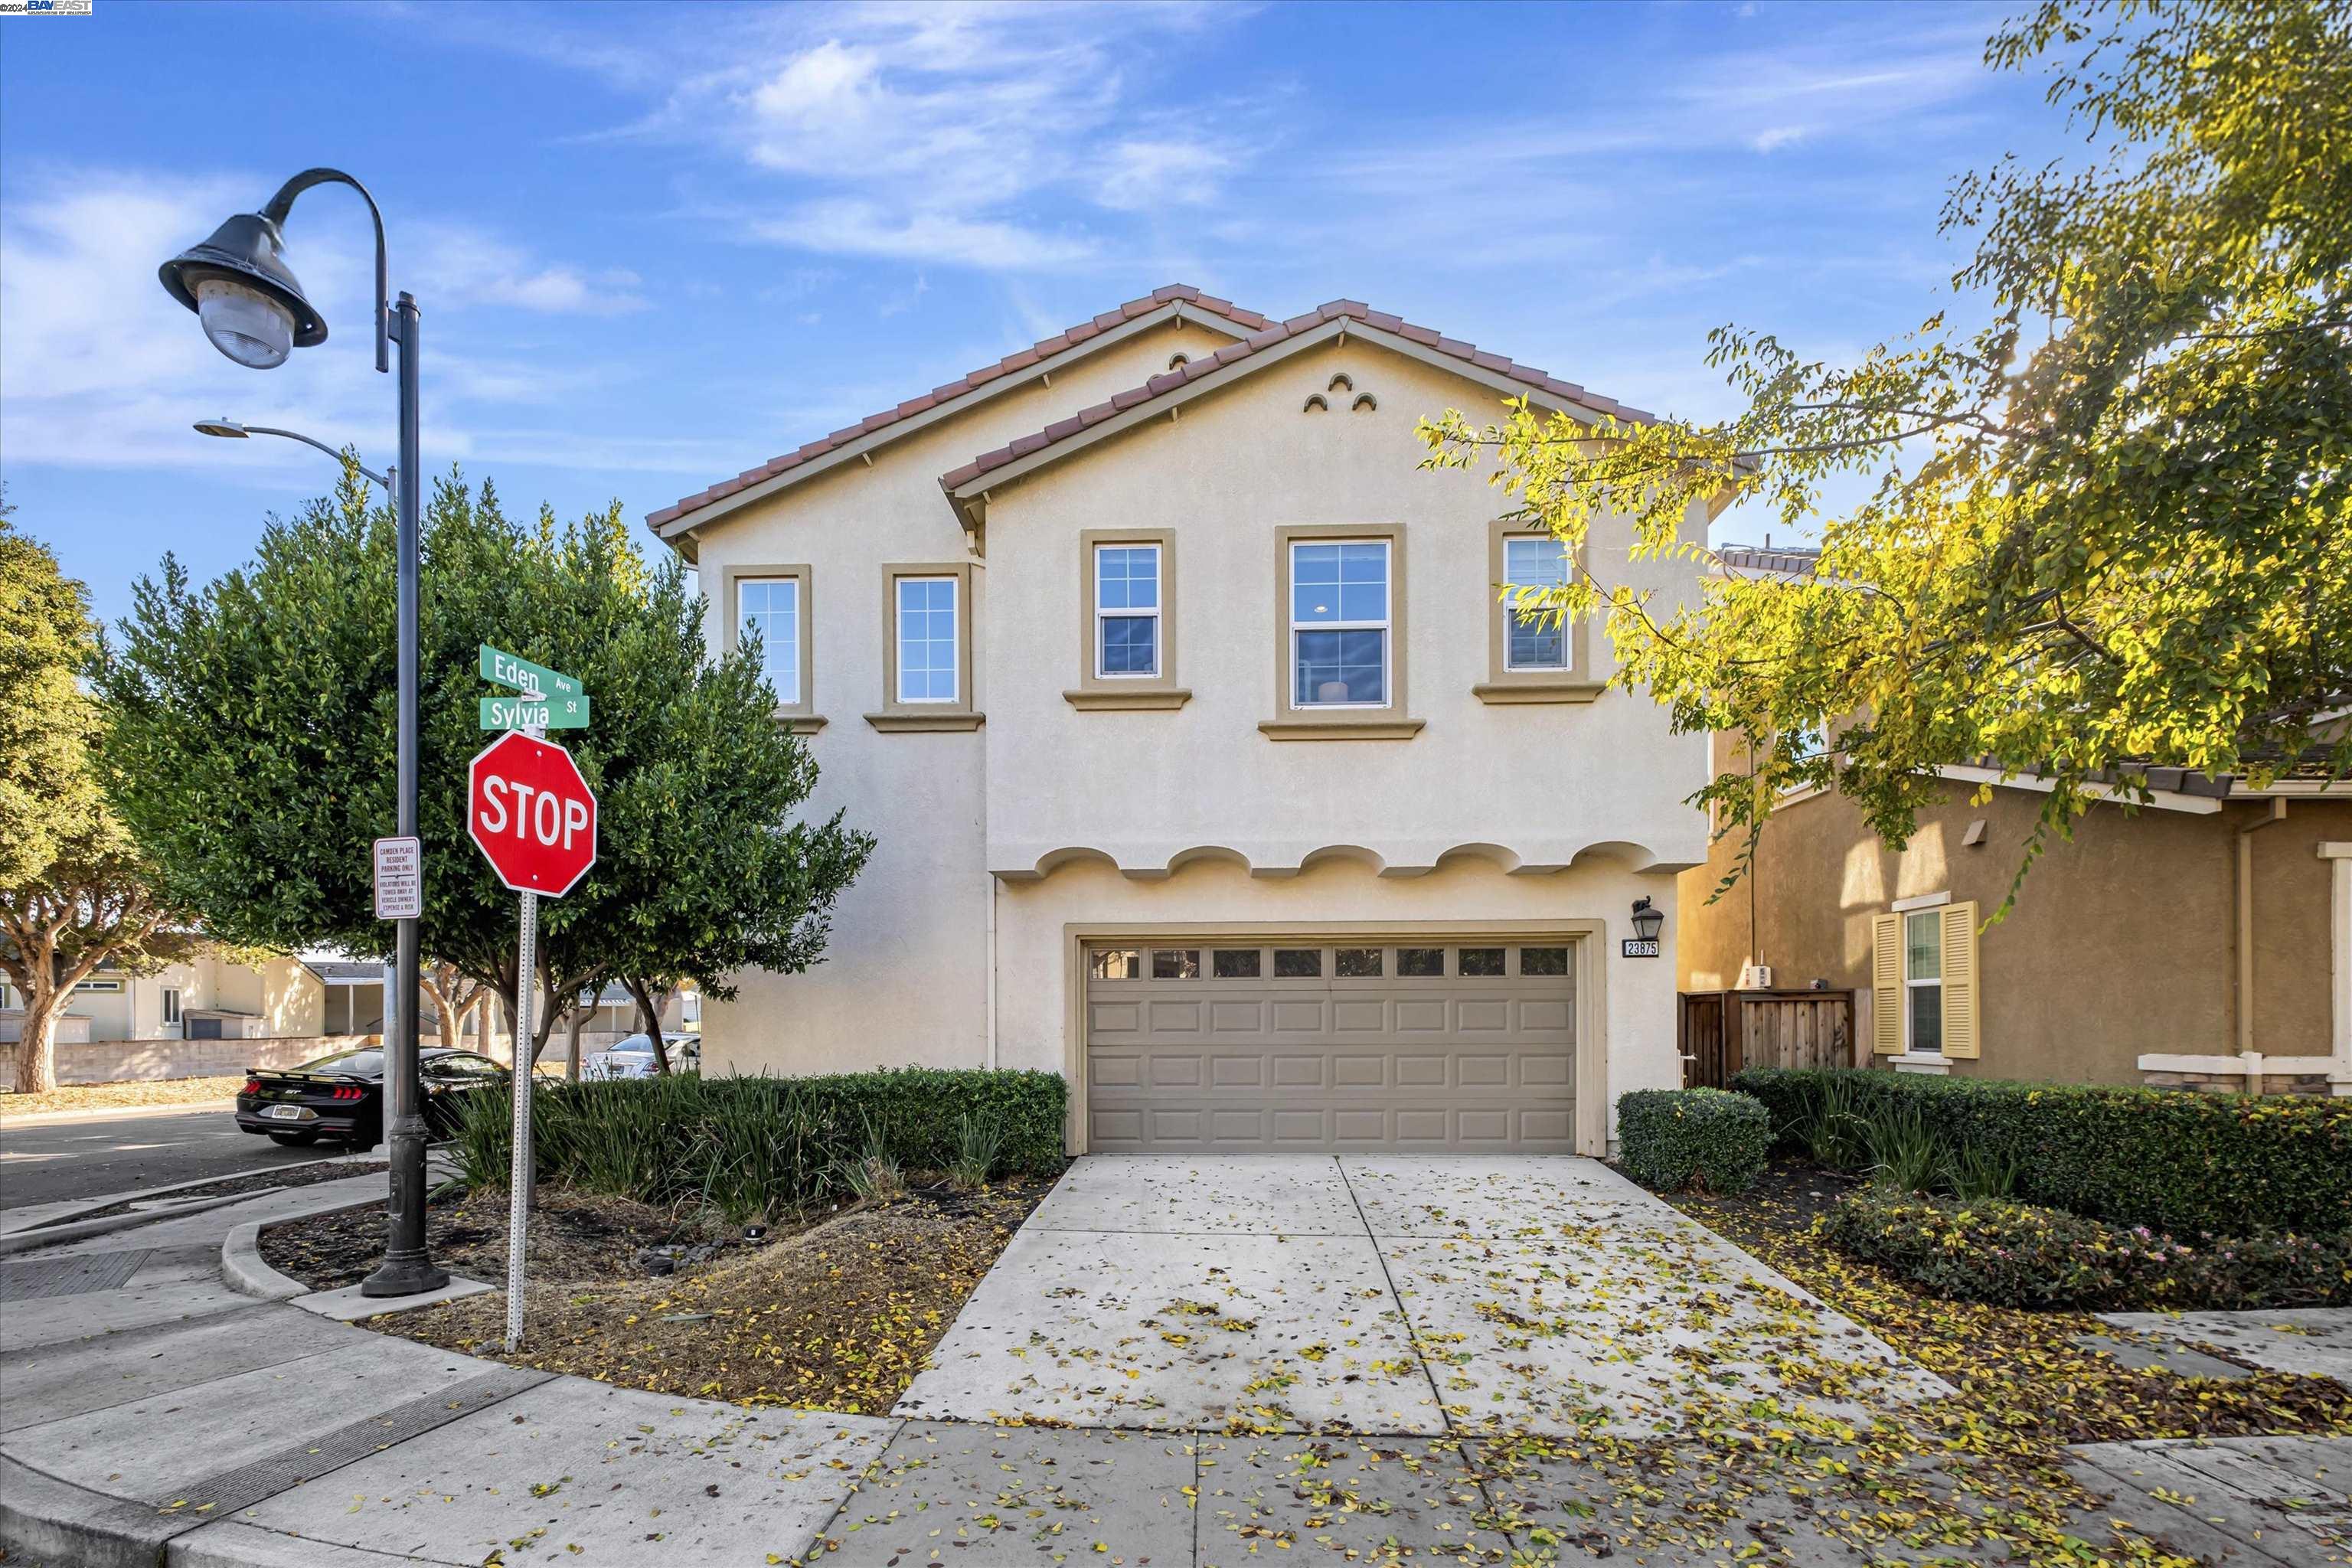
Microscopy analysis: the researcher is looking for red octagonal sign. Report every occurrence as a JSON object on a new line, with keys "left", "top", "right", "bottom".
{"left": 467, "top": 731, "right": 598, "bottom": 898}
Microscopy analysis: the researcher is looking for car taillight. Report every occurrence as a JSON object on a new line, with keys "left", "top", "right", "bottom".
{"left": 332, "top": 1085, "right": 365, "bottom": 1101}
{"left": 243, "top": 1078, "right": 261, "bottom": 1096}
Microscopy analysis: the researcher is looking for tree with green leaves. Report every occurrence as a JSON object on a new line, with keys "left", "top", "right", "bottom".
{"left": 100, "top": 468, "right": 873, "bottom": 1060}
{"left": 1423, "top": 0, "right": 2350, "bottom": 906}
{"left": 1, "top": 511, "right": 204, "bottom": 1094}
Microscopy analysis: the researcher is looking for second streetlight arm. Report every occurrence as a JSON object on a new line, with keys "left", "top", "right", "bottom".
{"left": 242, "top": 425, "right": 391, "bottom": 489}
{"left": 262, "top": 168, "right": 390, "bottom": 375}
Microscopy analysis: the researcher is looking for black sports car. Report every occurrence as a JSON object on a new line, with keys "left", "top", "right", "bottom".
{"left": 234, "top": 1046, "right": 510, "bottom": 1149}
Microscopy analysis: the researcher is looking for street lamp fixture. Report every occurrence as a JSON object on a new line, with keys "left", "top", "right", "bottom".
{"left": 193, "top": 419, "right": 390, "bottom": 491}
{"left": 162, "top": 168, "right": 443, "bottom": 1300}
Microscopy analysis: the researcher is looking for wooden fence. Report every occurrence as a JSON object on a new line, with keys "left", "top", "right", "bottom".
{"left": 1680, "top": 988, "right": 1857, "bottom": 1087}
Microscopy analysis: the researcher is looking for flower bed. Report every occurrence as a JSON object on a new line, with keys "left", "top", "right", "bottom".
{"left": 1823, "top": 1185, "right": 2352, "bottom": 1312}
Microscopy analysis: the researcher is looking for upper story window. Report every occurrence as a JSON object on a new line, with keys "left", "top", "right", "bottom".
{"left": 1502, "top": 536, "right": 1570, "bottom": 671}
{"left": 896, "top": 576, "right": 959, "bottom": 704}
{"left": 1291, "top": 539, "right": 1390, "bottom": 707}
{"left": 1094, "top": 544, "right": 1161, "bottom": 678}
{"left": 738, "top": 577, "right": 802, "bottom": 705}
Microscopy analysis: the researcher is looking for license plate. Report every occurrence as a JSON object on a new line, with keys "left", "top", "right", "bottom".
{"left": 266, "top": 1104, "right": 306, "bottom": 1121}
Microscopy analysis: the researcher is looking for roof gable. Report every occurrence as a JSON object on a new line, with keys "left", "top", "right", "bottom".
{"left": 937, "top": 299, "right": 1660, "bottom": 525}
{"left": 647, "top": 285, "right": 1272, "bottom": 546}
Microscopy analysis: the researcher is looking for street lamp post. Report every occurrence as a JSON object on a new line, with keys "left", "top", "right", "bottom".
{"left": 162, "top": 170, "right": 446, "bottom": 1298}
{"left": 192, "top": 419, "right": 391, "bottom": 491}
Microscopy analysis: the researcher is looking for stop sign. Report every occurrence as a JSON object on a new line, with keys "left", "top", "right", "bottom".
{"left": 467, "top": 731, "right": 598, "bottom": 897}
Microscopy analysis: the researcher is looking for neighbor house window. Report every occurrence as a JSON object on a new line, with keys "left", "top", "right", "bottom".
{"left": 1501, "top": 537, "right": 1570, "bottom": 670}
{"left": 1291, "top": 540, "right": 1390, "bottom": 706}
{"left": 162, "top": 988, "right": 182, "bottom": 1026}
{"left": 737, "top": 577, "right": 801, "bottom": 704}
{"left": 1904, "top": 910, "right": 1942, "bottom": 1054}
{"left": 1095, "top": 544, "right": 1160, "bottom": 677}
{"left": 77, "top": 978, "right": 122, "bottom": 993}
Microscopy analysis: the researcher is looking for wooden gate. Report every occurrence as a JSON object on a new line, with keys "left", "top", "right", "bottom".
{"left": 1680, "top": 988, "right": 1856, "bottom": 1087}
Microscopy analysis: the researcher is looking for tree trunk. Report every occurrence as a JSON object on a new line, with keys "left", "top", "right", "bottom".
{"left": 10, "top": 985, "right": 64, "bottom": 1096}
{"left": 624, "top": 976, "right": 672, "bottom": 1076}
{"left": 565, "top": 1005, "right": 584, "bottom": 1081}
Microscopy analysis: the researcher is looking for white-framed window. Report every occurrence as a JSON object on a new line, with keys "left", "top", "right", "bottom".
{"left": 1291, "top": 539, "right": 1390, "bottom": 706}
{"left": 1904, "top": 910, "right": 1943, "bottom": 1054}
{"left": 77, "top": 978, "right": 122, "bottom": 993}
{"left": 1093, "top": 543, "right": 1161, "bottom": 678}
{"left": 1501, "top": 535, "right": 1570, "bottom": 671}
{"left": 895, "top": 575, "right": 959, "bottom": 704}
{"left": 162, "top": 988, "right": 183, "bottom": 1026}
{"left": 737, "top": 577, "right": 801, "bottom": 705}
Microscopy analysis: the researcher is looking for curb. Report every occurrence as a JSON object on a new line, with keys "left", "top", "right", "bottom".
{"left": 0, "top": 1187, "right": 279, "bottom": 1258}
{"left": 0, "top": 1452, "right": 190, "bottom": 1568}
{"left": 0, "top": 1152, "right": 368, "bottom": 1239}
{"left": 0, "top": 1097, "right": 235, "bottom": 1129}
{"left": 220, "top": 1219, "right": 310, "bottom": 1302}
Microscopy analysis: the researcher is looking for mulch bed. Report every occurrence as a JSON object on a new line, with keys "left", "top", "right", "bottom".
{"left": 49, "top": 1160, "right": 390, "bottom": 1228}
{"left": 263, "top": 1178, "right": 1047, "bottom": 1416}
{"left": 1662, "top": 1157, "right": 2352, "bottom": 1447}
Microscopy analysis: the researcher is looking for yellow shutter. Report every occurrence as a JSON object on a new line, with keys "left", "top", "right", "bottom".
{"left": 1940, "top": 900, "right": 1981, "bottom": 1058}
{"left": 1870, "top": 913, "right": 1903, "bottom": 1055}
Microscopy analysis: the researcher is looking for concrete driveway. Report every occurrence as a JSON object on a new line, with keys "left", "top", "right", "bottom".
{"left": 897, "top": 1154, "right": 1943, "bottom": 1438}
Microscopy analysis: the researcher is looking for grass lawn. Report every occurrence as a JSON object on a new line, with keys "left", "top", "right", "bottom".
{"left": 0, "top": 1073, "right": 247, "bottom": 1116}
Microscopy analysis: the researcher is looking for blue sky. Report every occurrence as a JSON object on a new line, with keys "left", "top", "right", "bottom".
{"left": 1, "top": 0, "right": 2069, "bottom": 626}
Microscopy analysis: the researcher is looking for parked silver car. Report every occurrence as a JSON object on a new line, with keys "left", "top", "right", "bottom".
{"left": 579, "top": 1034, "right": 700, "bottom": 1080}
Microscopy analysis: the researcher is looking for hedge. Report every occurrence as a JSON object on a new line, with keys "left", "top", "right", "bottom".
{"left": 1617, "top": 1088, "right": 1772, "bottom": 1194}
{"left": 1825, "top": 1187, "right": 2352, "bottom": 1312}
{"left": 1730, "top": 1067, "right": 2352, "bottom": 1235}
{"left": 448, "top": 1068, "right": 1067, "bottom": 1220}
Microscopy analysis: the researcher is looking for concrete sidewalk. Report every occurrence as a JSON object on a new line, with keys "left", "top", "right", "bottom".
{"left": 3, "top": 1159, "right": 2346, "bottom": 1566}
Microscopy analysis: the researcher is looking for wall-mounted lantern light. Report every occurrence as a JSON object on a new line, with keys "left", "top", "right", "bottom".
{"left": 1630, "top": 897, "right": 1664, "bottom": 943}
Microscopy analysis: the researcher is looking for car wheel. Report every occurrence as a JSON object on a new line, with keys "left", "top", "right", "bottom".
{"left": 266, "top": 1132, "right": 317, "bottom": 1147}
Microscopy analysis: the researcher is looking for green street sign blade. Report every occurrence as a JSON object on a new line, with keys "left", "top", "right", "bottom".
{"left": 481, "top": 694, "right": 590, "bottom": 730}
{"left": 479, "top": 644, "right": 582, "bottom": 701}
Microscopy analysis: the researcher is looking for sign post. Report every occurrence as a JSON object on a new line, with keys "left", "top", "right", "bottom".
{"left": 472, "top": 647, "right": 596, "bottom": 1351}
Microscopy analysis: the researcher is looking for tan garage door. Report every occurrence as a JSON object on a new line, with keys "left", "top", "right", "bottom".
{"left": 1083, "top": 939, "right": 1576, "bottom": 1152}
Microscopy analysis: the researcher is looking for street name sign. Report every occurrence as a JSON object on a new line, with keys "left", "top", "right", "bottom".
{"left": 466, "top": 731, "right": 599, "bottom": 897}
{"left": 480, "top": 693, "right": 590, "bottom": 730}
{"left": 479, "top": 644, "right": 582, "bottom": 701}
{"left": 372, "top": 835, "right": 423, "bottom": 920}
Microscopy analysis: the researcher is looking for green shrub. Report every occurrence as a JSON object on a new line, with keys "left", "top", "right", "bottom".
{"left": 1859, "top": 1101, "right": 1942, "bottom": 1193}
{"left": 1731, "top": 1067, "right": 2352, "bottom": 1234}
{"left": 448, "top": 1068, "right": 1067, "bottom": 1220}
{"left": 1824, "top": 1187, "right": 2352, "bottom": 1312}
{"left": 1617, "top": 1089, "right": 1772, "bottom": 1194}
{"left": 1942, "top": 1142, "right": 2021, "bottom": 1201}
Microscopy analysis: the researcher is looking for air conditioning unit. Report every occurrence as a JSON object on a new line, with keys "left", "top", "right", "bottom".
{"left": 1737, "top": 962, "right": 1775, "bottom": 990}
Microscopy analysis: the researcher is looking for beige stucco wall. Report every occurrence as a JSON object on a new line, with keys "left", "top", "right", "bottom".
{"left": 1677, "top": 761, "right": 2350, "bottom": 1084}
{"left": 693, "top": 316, "right": 1236, "bottom": 1077}
{"left": 980, "top": 338, "right": 1708, "bottom": 878}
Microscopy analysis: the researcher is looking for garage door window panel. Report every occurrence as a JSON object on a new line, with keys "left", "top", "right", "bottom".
{"left": 1213, "top": 948, "right": 1263, "bottom": 979}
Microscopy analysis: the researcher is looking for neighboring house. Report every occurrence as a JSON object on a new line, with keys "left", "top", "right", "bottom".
{"left": 647, "top": 286, "right": 1723, "bottom": 1155}
{"left": 1677, "top": 542, "right": 2352, "bottom": 1098}
{"left": 569, "top": 982, "right": 698, "bottom": 1039}
{"left": 0, "top": 951, "right": 317, "bottom": 1045}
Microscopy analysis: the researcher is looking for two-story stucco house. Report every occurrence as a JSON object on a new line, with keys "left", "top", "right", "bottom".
{"left": 646, "top": 286, "right": 1717, "bottom": 1155}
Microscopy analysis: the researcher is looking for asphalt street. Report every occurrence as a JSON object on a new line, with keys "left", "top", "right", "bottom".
{"left": 0, "top": 1104, "right": 333, "bottom": 1210}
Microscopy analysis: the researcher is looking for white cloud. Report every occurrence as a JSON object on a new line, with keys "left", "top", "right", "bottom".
{"left": 1751, "top": 125, "right": 1807, "bottom": 153}
{"left": 1095, "top": 139, "right": 1231, "bottom": 211}
{"left": 0, "top": 170, "right": 669, "bottom": 477}
{"left": 750, "top": 200, "right": 1096, "bottom": 270}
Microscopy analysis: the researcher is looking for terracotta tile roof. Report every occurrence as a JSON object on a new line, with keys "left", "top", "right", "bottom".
{"left": 940, "top": 297, "right": 1660, "bottom": 492}
{"left": 1715, "top": 542, "right": 1823, "bottom": 576}
{"left": 645, "top": 284, "right": 1273, "bottom": 532}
